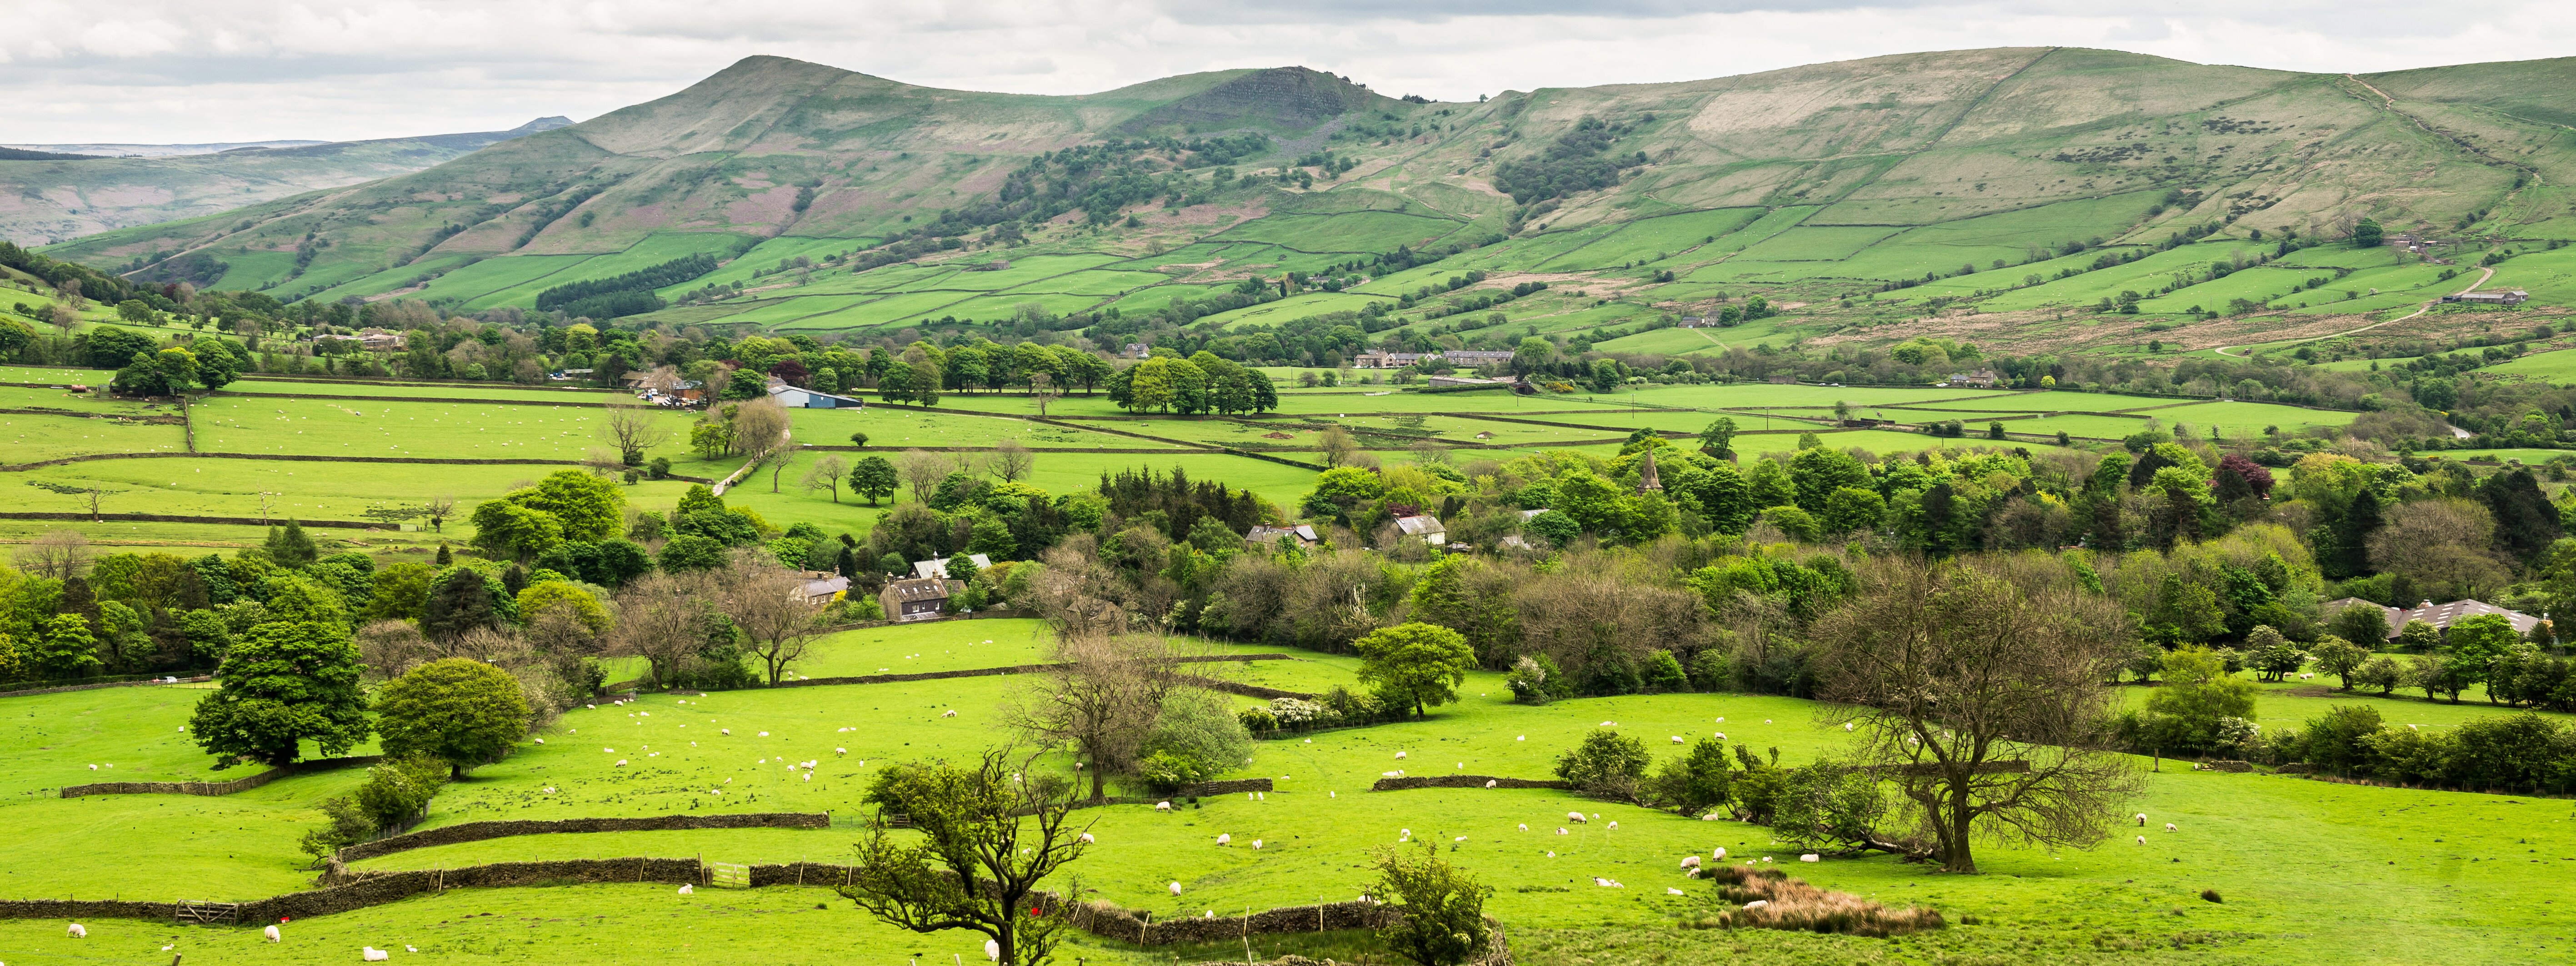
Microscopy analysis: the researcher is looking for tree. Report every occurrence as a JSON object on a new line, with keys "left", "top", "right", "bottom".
{"left": 2443, "top": 613, "right": 2522, "bottom": 703}
{"left": 601, "top": 403, "right": 672, "bottom": 466}
{"left": 657, "top": 534, "right": 728, "bottom": 572}
{"left": 2352, "top": 217, "right": 2382, "bottom": 248}
{"left": 1027, "top": 372, "right": 1061, "bottom": 417}
{"left": 1317, "top": 425, "right": 1360, "bottom": 468}
{"left": 372, "top": 658, "right": 531, "bottom": 777}
{"left": 14, "top": 529, "right": 91, "bottom": 581}
{"left": 897, "top": 450, "right": 948, "bottom": 504}
{"left": 1353, "top": 622, "right": 1476, "bottom": 718}
{"left": 992, "top": 438, "right": 1034, "bottom": 483}
{"left": 265, "top": 519, "right": 319, "bottom": 568}
{"left": 30, "top": 613, "right": 100, "bottom": 678}
{"left": 1646, "top": 737, "right": 1734, "bottom": 817}
{"left": 2328, "top": 602, "right": 2391, "bottom": 651}
{"left": 422, "top": 568, "right": 500, "bottom": 642}
{"left": 2312, "top": 636, "right": 2370, "bottom": 691}
{"left": 1407, "top": 557, "right": 1520, "bottom": 666}
{"left": 1005, "top": 631, "right": 1180, "bottom": 801}
{"left": 469, "top": 500, "right": 565, "bottom": 561}
{"left": 1369, "top": 841, "right": 1493, "bottom": 966}
{"left": 2146, "top": 647, "right": 2259, "bottom": 746}
{"left": 513, "top": 470, "right": 628, "bottom": 542}
{"left": 188, "top": 618, "right": 370, "bottom": 769}
{"left": 725, "top": 561, "right": 823, "bottom": 686}
{"left": 850, "top": 456, "right": 900, "bottom": 506}
{"left": 1810, "top": 556, "right": 2144, "bottom": 874}
{"left": 1553, "top": 728, "right": 1651, "bottom": 797}
{"left": 802, "top": 455, "right": 849, "bottom": 503}
{"left": 2245, "top": 626, "right": 2307, "bottom": 682}
{"left": 840, "top": 749, "right": 1090, "bottom": 966}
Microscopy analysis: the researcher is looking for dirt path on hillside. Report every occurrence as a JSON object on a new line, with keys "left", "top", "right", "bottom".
{"left": 2211, "top": 265, "right": 2492, "bottom": 358}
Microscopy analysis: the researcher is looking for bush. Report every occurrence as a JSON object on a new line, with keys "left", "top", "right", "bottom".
{"left": 1645, "top": 649, "right": 1689, "bottom": 691}
{"left": 1369, "top": 841, "right": 1493, "bottom": 966}
{"left": 1139, "top": 688, "right": 1252, "bottom": 790}
{"left": 1770, "top": 762, "right": 1887, "bottom": 853}
{"left": 1504, "top": 655, "right": 1554, "bottom": 704}
{"left": 1686, "top": 648, "right": 1733, "bottom": 692}
{"left": 1554, "top": 728, "right": 1650, "bottom": 799}
{"left": 1135, "top": 750, "right": 1211, "bottom": 793}
{"left": 1643, "top": 737, "right": 1733, "bottom": 816}
{"left": 1237, "top": 706, "right": 1280, "bottom": 733}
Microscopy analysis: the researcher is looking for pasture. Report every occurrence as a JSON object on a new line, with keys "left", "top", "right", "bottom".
{"left": 2, "top": 614, "right": 2571, "bottom": 966}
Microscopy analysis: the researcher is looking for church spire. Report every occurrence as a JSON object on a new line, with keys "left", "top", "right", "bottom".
{"left": 1637, "top": 447, "right": 1663, "bottom": 493}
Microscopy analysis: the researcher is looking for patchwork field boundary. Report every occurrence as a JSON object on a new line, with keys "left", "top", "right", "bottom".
{"left": 335, "top": 812, "right": 830, "bottom": 864}
{"left": 59, "top": 755, "right": 383, "bottom": 798}
{"left": 210, "top": 390, "right": 622, "bottom": 408}
{"left": 0, "top": 857, "right": 1510, "bottom": 962}
{"left": 0, "top": 674, "right": 210, "bottom": 699}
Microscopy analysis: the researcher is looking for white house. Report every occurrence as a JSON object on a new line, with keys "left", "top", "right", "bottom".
{"left": 912, "top": 554, "right": 994, "bottom": 581}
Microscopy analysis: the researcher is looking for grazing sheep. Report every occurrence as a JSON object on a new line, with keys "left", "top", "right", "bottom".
{"left": 1155, "top": 801, "right": 1172, "bottom": 811}
{"left": 1681, "top": 855, "right": 1702, "bottom": 869}
{"left": 1547, "top": 851, "right": 1556, "bottom": 857}
{"left": 1169, "top": 881, "right": 1183, "bottom": 896}
{"left": 1600, "top": 721, "right": 1617, "bottom": 727}
{"left": 1799, "top": 854, "right": 1820, "bottom": 863}
{"left": 1382, "top": 771, "right": 1402, "bottom": 777}
{"left": 1607, "top": 821, "right": 1620, "bottom": 830}
{"left": 941, "top": 710, "right": 958, "bottom": 718}
{"left": 533, "top": 738, "right": 544, "bottom": 745}
{"left": 1701, "top": 813, "right": 1722, "bottom": 821}
{"left": 986, "top": 938, "right": 1001, "bottom": 961}
{"left": 69, "top": 923, "right": 86, "bottom": 938}
{"left": 1400, "top": 829, "right": 1411, "bottom": 840}
{"left": 720, "top": 729, "right": 730, "bottom": 735}
{"left": 1672, "top": 736, "right": 1686, "bottom": 744}
{"left": 2137, "top": 813, "right": 2148, "bottom": 826}
{"left": 265, "top": 925, "right": 281, "bottom": 942}
{"left": 615, "top": 760, "right": 628, "bottom": 767}
{"left": 87, "top": 764, "right": 96, "bottom": 771}
{"left": 1593, "top": 877, "right": 1622, "bottom": 887}
{"left": 1252, "top": 840, "right": 1264, "bottom": 850}
{"left": 1486, "top": 780, "right": 1497, "bottom": 788}
{"left": 1743, "top": 900, "right": 1769, "bottom": 910}
{"left": 835, "top": 748, "right": 846, "bottom": 756}
{"left": 1557, "top": 828, "right": 1569, "bottom": 835}
{"left": 1568, "top": 811, "right": 1587, "bottom": 823}
{"left": 364, "top": 947, "right": 390, "bottom": 961}
{"left": 1079, "top": 832, "right": 1095, "bottom": 844}
{"left": 1668, "top": 887, "right": 1686, "bottom": 896}
{"left": 1518, "top": 823, "right": 1529, "bottom": 831}
{"left": 678, "top": 885, "right": 693, "bottom": 895}
{"left": 801, "top": 772, "right": 810, "bottom": 782}
{"left": 1844, "top": 722, "right": 1855, "bottom": 732}
{"left": 1216, "top": 834, "right": 1231, "bottom": 846}
{"left": 1517, "top": 735, "right": 1525, "bottom": 741}
{"left": 758, "top": 731, "right": 770, "bottom": 736}
{"left": 2166, "top": 823, "right": 2177, "bottom": 832}
{"left": 2136, "top": 836, "right": 2146, "bottom": 845}
{"left": 1715, "top": 732, "right": 1727, "bottom": 740}
{"left": 1713, "top": 848, "right": 1727, "bottom": 859}
{"left": 1393, "top": 751, "right": 1406, "bottom": 759}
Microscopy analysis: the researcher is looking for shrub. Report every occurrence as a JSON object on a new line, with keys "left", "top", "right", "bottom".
{"left": 1369, "top": 841, "right": 1493, "bottom": 966}
{"left": 1237, "top": 706, "right": 1280, "bottom": 733}
{"left": 1139, "top": 688, "right": 1252, "bottom": 789}
{"left": 1504, "top": 655, "right": 1554, "bottom": 704}
{"left": 1645, "top": 649, "right": 1690, "bottom": 691}
{"left": 1554, "top": 728, "right": 1650, "bottom": 799}
{"left": 1644, "top": 737, "right": 1733, "bottom": 816}
{"left": 1769, "top": 761, "right": 1886, "bottom": 853}
{"left": 1687, "top": 648, "right": 1734, "bottom": 692}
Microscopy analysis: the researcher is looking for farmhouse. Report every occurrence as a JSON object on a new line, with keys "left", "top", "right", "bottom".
{"left": 766, "top": 379, "right": 866, "bottom": 410}
{"left": 1247, "top": 524, "right": 1321, "bottom": 549}
{"left": 878, "top": 577, "right": 960, "bottom": 623}
{"left": 2443, "top": 290, "right": 2529, "bottom": 305}
{"left": 2322, "top": 597, "right": 2542, "bottom": 640}
{"left": 912, "top": 554, "right": 993, "bottom": 580}
{"left": 1442, "top": 350, "right": 1516, "bottom": 368}
{"left": 1352, "top": 349, "right": 1430, "bottom": 369}
{"left": 796, "top": 572, "right": 850, "bottom": 605}
{"left": 1122, "top": 343, "right": 1151, "bottom": 359}
{"left": 1946, "top": 369, "right": 2002, "bottom": 388}
{"left": 1392, "top": 514, "right": 1447, "bottom": 545}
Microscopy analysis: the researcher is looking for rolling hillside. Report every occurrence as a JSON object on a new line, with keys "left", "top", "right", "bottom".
{"left": 37, "top": 49, "right": 2576, "bottom": 353}
{"left": 0, "top": 117, "right": 571, "bottom": 247}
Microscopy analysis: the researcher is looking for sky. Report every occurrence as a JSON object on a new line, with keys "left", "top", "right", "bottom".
{"left": 5, "top": 0, "right": 2573, "bottom": 144}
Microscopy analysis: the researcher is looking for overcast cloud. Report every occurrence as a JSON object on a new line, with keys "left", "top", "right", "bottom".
{"left": 4, "top": 0, "right": 2569, "bottom": 144}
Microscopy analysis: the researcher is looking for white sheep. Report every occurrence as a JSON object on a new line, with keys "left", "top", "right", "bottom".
{"left": 265, "top": 925, "right": 282, "bottom": 942}
{"left": 1568, "top": 811, "right": 1587, "bottom": 823}
{"left": 2166, "top": 823, "right": 2177, "bottom": 832}
{"left": 1743, "top": 900, "right": 1769, "bottom": 910}
{"left": 1216, "top": 834, "right": 1231, "bottom": 846}
{"left": 533, "top": 738, "right": 544, "bottom": 745}
{"left": 1079, "top": 832, "right": 1095, "bottom": 844}
{"left": 1593, "top": 877, "right": 1622, "bottom": 888}
{"left": 941, "top": 710, "right": 958, "bottom": 718}
{"left": 1557, "top": 828, "right": 1569, "bottom": 835}
{"left": 1844, "top": 722, "right": 1855, "bottom": 731}
{"left": 364, "top": 947, "right": 390, "bottom": 961}
{"left": 1600, "top": 721, "right": 1617, "bottom": 727}
{"left": 1680, "top": 855, "right": 1701, "bottom": 869}
{"left": 758, "top": 731, "right": 770, "bottom": 736}
{"left": 1671, "top": 736, "right": 1685, "bottom": 744}
{"left": 1168, "top": 881, "right": 1183, "bottom": 896}
{"left": 1668, "top": 887, "right": 1686, "bottom": 896}
{"left": 801, "top": 772, "right": 811, "bottom": 782}
{"left": 1393, "top": 751, "right": 1406, "bottom": 759}
{"left": 985, "top": 938, "right": 1000, "bottom": 961}
{"left": 1547, "top": 850, "right": 1557, "bottom": 857}
{"left": 678, "top": 885, "right": 694, "bottom": 895}
{"left": 1799, "top": 854, "right": 1820, "bottom": 863}
{"left": 1155, "top": 801, "right": 1173, "bottom": 811}
{"left": 1517, "top": 735, "right": 1525, "bottom": 741}
{"left": 1715, "top": 732, "right": 1727, "bottom": 740}
{"left": 720, "top": 729, "right": 730, "bottom": 735}
{"left": 69, "top": 923, "right": 87, "bottom": 938}
{"left": 1399, "top": 828, "right": 1411, "bottom": 840}
{"left": 615, "top": 759, "right": 628, "bottom": 767}
{"left": 1701, "top": 813, "right": 1722, "bottom": 821}
{"left": 835, "top": 748, "right": 846, "bottom": 756}
{"left": 1485, "top": 780, "right": 1497, "bottom": 788}
{"left": 1713, "top": 848, "right": 1727, "bottom": 859}
{"left": 2136, "top": 835, "right": 2146, "bottom": 845}
{"left": 1252, "top": 840, "right": 1265, "bottom": 850}
{"left": 2137, "top": 813, "right": 2148, "bottom": 826}
{"left": 1518, "top": 823, "right": 1529, "bottom": 831}
{"left": 1606, "top": 821, "right": 1620, "bottom": 830}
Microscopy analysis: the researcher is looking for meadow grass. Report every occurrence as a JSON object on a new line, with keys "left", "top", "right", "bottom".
{"left": 188, "top": 395, "right": 699, "bottom": 460}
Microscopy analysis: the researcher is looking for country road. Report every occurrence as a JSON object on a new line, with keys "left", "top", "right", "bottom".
{"left": 2212, "top": 265, "right": 2494, "bottom": 359}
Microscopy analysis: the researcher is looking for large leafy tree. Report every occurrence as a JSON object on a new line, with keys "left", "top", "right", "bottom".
{"left": 849, "top": 456, "right": 900, "bottom": 506}
{"left": 1353, "top": 621, "right": 1476, "bottom": 718}
{"left": 373, "top": 658, "right": 530, "bottom": 777}
{"left": 188, "top": 619, "right": 370, "bottom": 769}
{"left": 840, "top": 749, "right": 1090, "bottom": 966}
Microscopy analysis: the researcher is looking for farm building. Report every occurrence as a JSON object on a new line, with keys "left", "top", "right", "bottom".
{"left": 2322, "top": 597, "right": 2542, "bottom": 640}
{"left": 1946, "top": 369, "right": 2002, "bottom": 388}
{"left": 1247, "top": 524, "right": 1321, "bottom": 549}
{"left": 2443, "top": 290, "right": 2529, "bottom": 305}
{"left": 1352, "top": 349, "right": 1431, "bottom": 369}
{"left": 1442, "top": 350, "right": 1516, "bottom": 368}
{"left": 1392, "top": 514, "right": 1447, "bottom": 545}
{"left": 796, "top": 572, "right": 850, "bottom": 604}
{"left": 879, "top": 578, "right": 960, "bottom": 623}
{"left": 767, "top": 379, "right": 866, "bottom": 409}
{"left": 1123, "top": 343, "right": 1151, "bottom": 359}
{"left": 1426, "top": 375, "right": 1511, "bottom": 389}
{"left": 913, "top": 554, "right": 993, "bottom": 581}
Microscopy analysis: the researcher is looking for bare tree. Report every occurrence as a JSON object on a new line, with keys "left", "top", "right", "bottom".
{"left": 424, "top": 495, "right": 456, "bottom": 533}
{"left": 802, "top": 455, "right": 849, "bottom": 503}
{"left": 728, "top": 397, "right": 795, "bottom": 492}
{"left": 1005, "top": 631, "right": 1182, "bottom": 801}
{"left": 897, "top": 450, "right": 948, "bottom": 504}
{"left": 610, "top": 571, "right": 719, "bottom": 688}
{"left": 1026, "top": 372, "right": 1060, "bottom": 417}
{"left": 581, "top": 447, "right": 627, "bottom": 476}
{"left": 602, "top": 402, "right": 673, "bottom": 465}
{"left": 991, "top": 438, "right": 1034, "bottom": 483}
{"left": 357, "top": 620, "right": 440, "bottom": 682}
{"left": 723, "top": 558, "right": 824, "bottom": 686}
{"left": 15, "top": 529, "right": 93, "bottom": 581}
{"left": 1317, "top": 425, "right": 1359, "bottom": 467}
{"left": 84, "top": 487, "right": 111, "bottom": 522}
{"left": 1809, "top": 555, "right": 2145, "bottom": 874}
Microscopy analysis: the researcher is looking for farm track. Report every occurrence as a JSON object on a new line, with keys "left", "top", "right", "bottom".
{"left": 2213, "top": 265, "right": 2494, "bottom": 358}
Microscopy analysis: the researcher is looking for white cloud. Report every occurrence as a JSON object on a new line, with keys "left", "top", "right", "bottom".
{"left": 2, "top": 0, "right": 2571, "bottom": 144}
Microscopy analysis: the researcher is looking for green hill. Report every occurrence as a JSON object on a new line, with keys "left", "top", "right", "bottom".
{"left": 0, "top": 117, "right": 571, "bottom": 247}
{"left": 38, "top": 48, "right": 2576, "bottom": 349}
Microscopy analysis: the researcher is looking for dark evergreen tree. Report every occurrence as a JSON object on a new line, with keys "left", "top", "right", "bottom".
{"left": 423, "top": 568, "right": 498, "bottom": 642}
{"left": 2478, "top": 468, "right": 2560, "bottom": 566}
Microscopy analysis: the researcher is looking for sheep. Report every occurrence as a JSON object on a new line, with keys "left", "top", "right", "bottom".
{"left": 1216, "top": 834, "right": 1231, "bottom": 846}
{"left": 2166, "top": 823, "right": 2177, "bottom": 832}
{"left": 985, "top": 938, "right": 1001, "bottom": 961}
{"left": 68, "top": 923, "right": 86, "bottom": 938}
{"left": 1680, "top": 855, "right": 1702, "bottom": 869}
{"left": 1155, "top": 801, "right": 1173, "bottom": 811}
{"left": 1393, "top": 751, "right": 1406, "bottom": 759}
{"left": 1844, "top": 722, "right": 1855, "bottom": 731}
{"left": 265, "top": 925, "right": 282, "bottom": 942}
{"left": 604, "top": 747, "right": 615, "bottom": 753}
{"left": 1252, "top": 840, "right": 1265, "bottom": 850}
{"left": 1606, "top": 821, "right": 1620, "bottom": 830}
{"left": 1715, "top": 732, "right": 1727, "bottom": 740}
{"left": 534, "top": 738, "right": 545, "bottom": 745}
{"left": 678, "top": 885, "right": 694, "bottom": 895}
{"left": 1517, "top": 735, "right": 1525, "bottom": 741}
{"left": 2137, "top": 813, "right": 2148, "bottom": 826}
{"left": 1454, "top": 836, "right": 1467, "bottom": 842}
{"left": 941, "top": 710, "right": 958, "bottom": 718}
{"left": 615, "top": 760, "right": 628, "bottom": 766}
{"left": 1668, "top": 887, "right": 1687, "bottom": 896}
{"left": 1671, "top": 736, "right": 1686, "bottom": 744}
{"left": 1568, "top": 811, "right": 1587, "bottom": 823}
{"left": 801, "top": 772, "right": 811, "bottom": 782}
{"left": 87, "top": 764, "right": 96, "bottom": 771}
{"left": 1799, "top": 854, "right": 1820, "bottom": 862}
{"left": 1593, "top": 877, "right": 1622, "bottom": 888}
{"left": 1519, "top": 823, "right": 1529, "bottom": 831}
{"left": 1400, "top": 828, "right": 1411, "bottom": 840}
{"left": 1600, "top": 721, "right": 1618, "bottom": 727}
{"left": 1486, "top": 780, "right": 1497, "bottom": 788}
{"left": 1743, "top": 900, "right": 1769, "bottom": 910}
{"left": 1547, "top": 850, "right": 1556, "bottom": 857}
{"left": 835, "top": 748, "right": 846, "bottom": 756}
{"left": 364, "top": 947, "right": 390, "bottom": 961}
{"left": 1079, "top": 832, "right": 1095, "bottom": 844}
{"left": 758, "top": 731, "right": 771, "bottom": 736}
{"left": 1701, "top": 813, "right": 1722, "bottom": 821}
{"left": 720, "top": 729, "right": 730, "bottom": 735}
{"left": 1169, "top": 881, "right": 1183, "bottom": 896}
{"left": 1557, "top": 828, "right": 1570, "bottom": 835}
{"left": 2137, "top": 836, "right": 2147, "bottom": 845}
{"left": 1713, "top": 848, "right": 1727, "bottom": 859}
